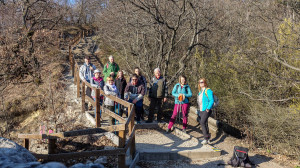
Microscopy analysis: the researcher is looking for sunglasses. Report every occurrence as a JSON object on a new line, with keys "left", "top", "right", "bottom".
{"left": 199, "top": 81, "right": 204, "bottom": 83}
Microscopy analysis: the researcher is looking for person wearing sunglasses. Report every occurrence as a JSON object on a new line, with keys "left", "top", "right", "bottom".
{"left": 129, "top": 67, "right": 147, "bottom": 120}
{"left": 124, "top": 74, "right": 145, "bottom": 124}
{"left": 197, "top": 78, "right": 214, "bottom": 145}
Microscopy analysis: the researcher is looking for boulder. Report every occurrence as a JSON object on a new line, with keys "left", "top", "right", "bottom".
{"left": 0, "top": 137, "right": 36, "bottom": 163}
{"left": 0, "top": 137, "right": 66, "bottom": 168}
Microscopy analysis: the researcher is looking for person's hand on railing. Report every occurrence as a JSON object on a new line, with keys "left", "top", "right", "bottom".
{"left": 132, "top": 99, "right": 138, "bottom": 104}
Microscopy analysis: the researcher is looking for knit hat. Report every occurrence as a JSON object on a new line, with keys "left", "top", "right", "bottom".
{"left": 94, "top": 69, "right": 101, "bottom": 74}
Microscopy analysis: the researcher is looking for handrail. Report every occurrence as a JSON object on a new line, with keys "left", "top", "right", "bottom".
{"left": 125, "top": 105, "right": 135, "bottom": 128}
{"left": 18, "top": 29, "right": 136, "bottom": 168}
{"left": 70, "top": 29, "right": 136, "bottom": 166}
{"left": 124, "top": 125, "right": 136, "bottom": 151}
{"left": 83, "top": 80, "right": 132, "bottom": 107}
{"left": 102, "top": 108, "right": 127, "bottom": 123}
{"left": 18, "top": 125, "right": 126, "bottom": 140}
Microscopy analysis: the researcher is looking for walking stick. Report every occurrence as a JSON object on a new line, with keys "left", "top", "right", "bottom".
{"left": 176, "top": 94, "right": 183, "bottom": 123}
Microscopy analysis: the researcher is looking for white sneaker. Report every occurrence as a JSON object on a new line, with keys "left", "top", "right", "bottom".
{"left": 201, "top": 139, "right": 210, "bottom": 145}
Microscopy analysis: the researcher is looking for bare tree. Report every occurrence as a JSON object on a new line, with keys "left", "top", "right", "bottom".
{"left": 97, "top": 0, "right": 218, "bottom": 85}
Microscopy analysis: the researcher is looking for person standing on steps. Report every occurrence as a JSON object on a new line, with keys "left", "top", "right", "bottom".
{"left": 115, "top": 70, "right": 127, "bottom": 117}
{"left": 146, "top": 68, "right": 168, "bottom": 123}
{"left": 125, "top": 74, "right": 145, "bottom": 124}
{"left": 166, "top": 75, "right": 192, "bottom": 133}
{"left": 197, "top": 78, "right": 214, "bottom": 145}
{"left": 129, "top": 67, "right": 147, "bottom": 120}
{"left": 91, "top": 69, "right": 104, "bottom": 117}
{"left": 104, "top": 76, "right": 119, "bottom": 125}
{"left": 103, "top": 55, "right": 120, "bottom": 82}
{"left": 79, "top": 55, "right": 96, "bottom": 109}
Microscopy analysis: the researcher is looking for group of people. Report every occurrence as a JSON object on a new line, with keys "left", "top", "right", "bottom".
{"left": 79, "top": 55, "right": 215, "bottom": 145}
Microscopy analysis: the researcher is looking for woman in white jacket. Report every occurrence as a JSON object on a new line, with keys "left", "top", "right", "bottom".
{"left": 104, "top": 76, "right": 119, "bottom": 125}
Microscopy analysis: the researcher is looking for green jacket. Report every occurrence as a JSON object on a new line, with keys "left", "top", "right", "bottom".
{"left": 103, "top": 62, "right": 120, "bottom": 82}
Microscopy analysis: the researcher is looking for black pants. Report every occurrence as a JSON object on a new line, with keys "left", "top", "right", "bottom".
{"left": 148, "top": 98, "right": 163, "bottom": 121}
{"left": 200, "top": 110, "right": 212, "bottom": 140}
{"left": 135, "top": 105, "right": 143, "bottom": 122}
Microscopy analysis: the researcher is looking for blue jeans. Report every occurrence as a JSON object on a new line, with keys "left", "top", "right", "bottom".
{"left": 93, "top": 98, "right": 103, "bottom": 117}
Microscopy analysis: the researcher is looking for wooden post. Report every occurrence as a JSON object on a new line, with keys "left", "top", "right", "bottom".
{"left": 129, "top": 105, "right": 136, "bottom": 158}
{"left": 95, "top": 88, "right": 101, "bottom": 127}
{"left": 48, "top": 139, "right": 57, "bottom": 154}
{"left": 77, "top": 69, "right": 80, "bottom": 98}
{"left": 118, "top": 130, "right": 126, "bottom": 168}
{"left": 71, "top": 55, "right": 75, "bottom": 77}
{"left": 74, "top": 64, "right": 77, "bottom": 85}
{"left": 82, "top": 82, "right": 85, "bottom": 113}
{"left": 69, "top": 45, "right": 72, "bottom": 71}
{"left": 23, "top": 139, "right": 29, "bottom": 150}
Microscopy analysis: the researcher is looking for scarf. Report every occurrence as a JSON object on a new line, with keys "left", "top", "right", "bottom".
{"left": 106, "top": 83, "right": 117, "bottom": 92}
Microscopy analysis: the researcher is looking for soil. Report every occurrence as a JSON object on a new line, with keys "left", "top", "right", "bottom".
{"left": 135, "top": 118, "right": 299, "bottom": 168}
{"left": 4, "top": 35, "right": 298, "bottom": 168}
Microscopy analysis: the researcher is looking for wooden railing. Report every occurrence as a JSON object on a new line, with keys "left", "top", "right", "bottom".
{"left": 18, "top": 29, "right": 136, "bottom": 168}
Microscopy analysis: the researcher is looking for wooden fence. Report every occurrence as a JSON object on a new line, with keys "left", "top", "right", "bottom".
{"left": 18, "top": 30, "right": 136, "bottom": 168}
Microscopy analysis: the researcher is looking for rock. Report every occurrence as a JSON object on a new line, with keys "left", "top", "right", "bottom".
{"left": 0, "top": 137, "right": 68, "bottom": 168}
{"left": 37, "top": 162, "right": 66, "bottom": 168}
{"left": 94, "top": 156, "right": 108, "bottom": 164}
{"left": 85, "top": 160, "right": 93, "bottom": 164}
{"left": 70, "top": 163, "right": 86, "bottom": 168}
{"left": 0, "top": 137, "right": 37, "bottom": 163}
{"left": 70, "top": 163, "right": 104, "bottom": 168}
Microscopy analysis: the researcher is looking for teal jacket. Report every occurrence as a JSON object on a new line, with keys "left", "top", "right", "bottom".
{"left": 197, "top": 88, "right": 214, "bottom": 111}
{"left": 171, "top": 83, "right": 192, "bottom": 104}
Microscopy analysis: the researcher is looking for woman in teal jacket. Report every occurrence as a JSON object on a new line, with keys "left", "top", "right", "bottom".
{"left": 166, "top": 75, "right": 192, "bottom": 133}
{"left": 197, "top": 78, "right": 214, "bottom": 145}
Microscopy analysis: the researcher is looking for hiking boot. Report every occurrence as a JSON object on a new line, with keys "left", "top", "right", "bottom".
{"left": 166, "top": 128, "right": 171, "bottom": 133}
{"left": 146, "top": 120, "right": 153, "bottom": 123}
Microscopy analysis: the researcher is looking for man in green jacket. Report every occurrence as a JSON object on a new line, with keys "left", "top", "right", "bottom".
{"left": 103, "top": 55, "right": 120, "bottom": 82}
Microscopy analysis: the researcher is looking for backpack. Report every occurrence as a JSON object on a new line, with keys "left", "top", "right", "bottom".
{"left": 175, "top": 84, "right": 189, "bottom": 101}
{"left": 205, "top": 88, "right": 219, "bottom": 108}
{"left": 228, "top": 146, "right": 252, "bottom": 168}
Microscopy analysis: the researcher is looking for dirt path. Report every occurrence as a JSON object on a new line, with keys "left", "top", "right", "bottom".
{"left": 136, "top": 117, "right": 297, "bottom": 168}
{"left": 15, "top": 34, "right": 298, "bottom": 168}
{"left": 70, "top": 35, "right": 297, "bottom": 168}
